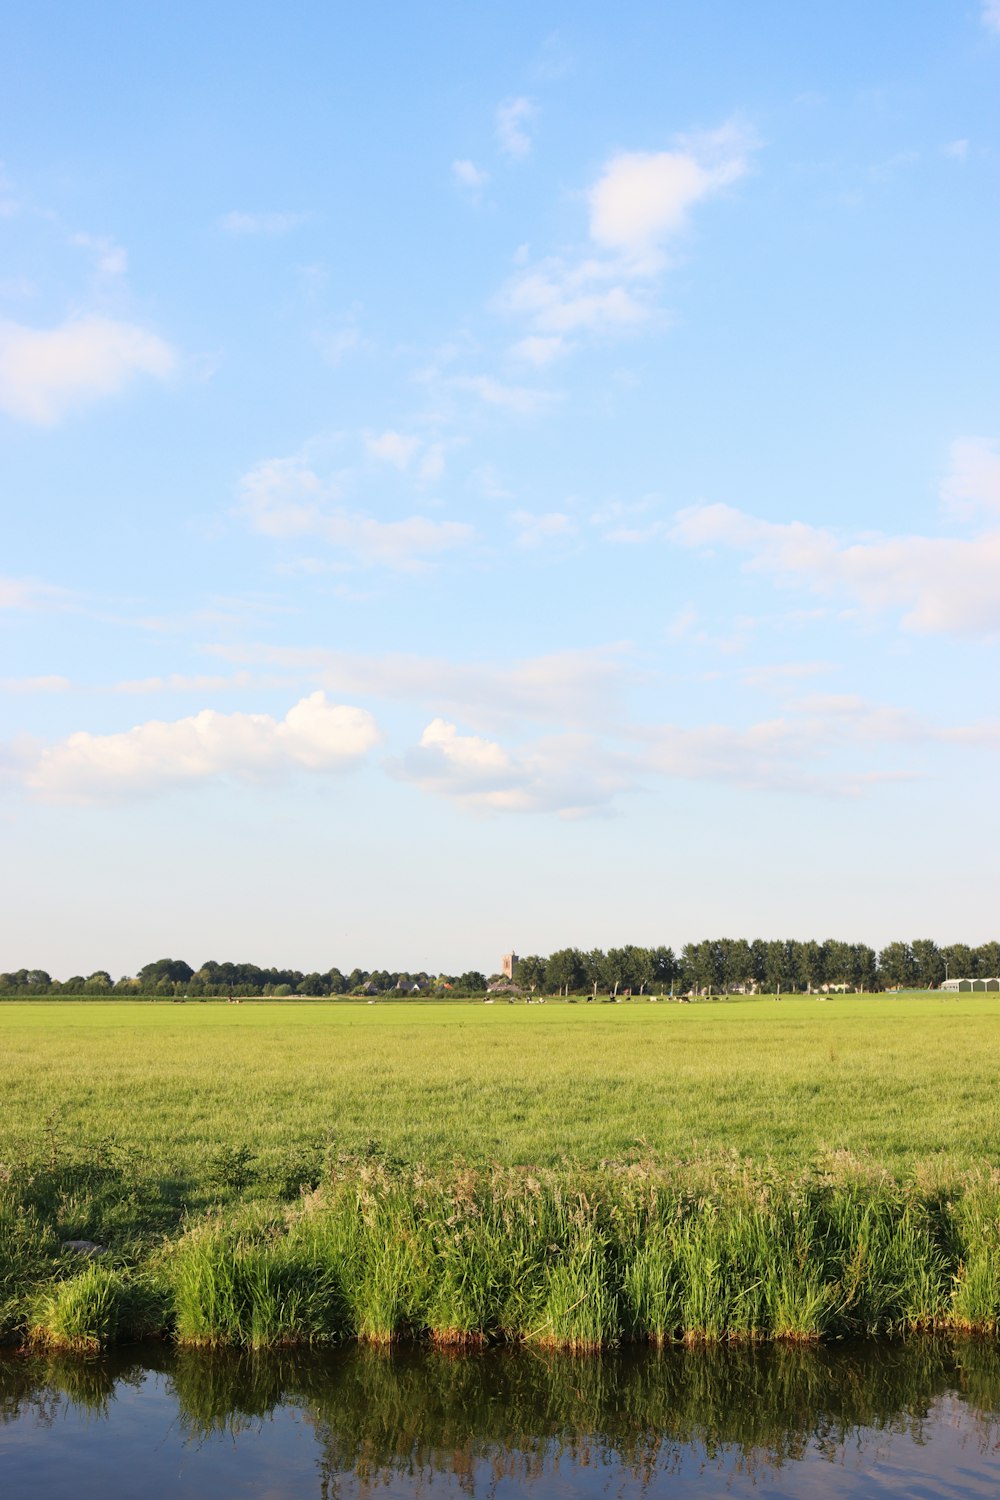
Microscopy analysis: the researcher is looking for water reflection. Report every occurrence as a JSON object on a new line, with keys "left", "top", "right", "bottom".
{"left": 3, "top": 1340, "right": 1000, "bottom": 1498}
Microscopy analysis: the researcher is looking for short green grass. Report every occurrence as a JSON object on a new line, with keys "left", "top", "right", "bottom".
{"left": 2, "top": 995, "right": 999, "bottom": 1185}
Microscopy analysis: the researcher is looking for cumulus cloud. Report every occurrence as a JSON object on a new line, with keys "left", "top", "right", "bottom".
{"left": 499, "top": 119, "right": 755, "bottom": 357}
{"left": 0, "top": 316, "right": 175, "bottom": 424}
{"left": 24, "top": 692, "right": 379, "bottom": 803}
{"left": 217, "top": 211, "right": 308, "bottom": 235}
{"left": 495, "top": 97, "right": 537, "bottom": 159}
{"left": 672, "top": 500, "right": 1000, "bottom": 638}
{"left": 589, "top": 123, "right": 753, "bottom": 260}
{"left": 397, "top": 719, "right": 625, "bottom": 817}
{"left": 237, "top": 455, "right": 472, "bottom": 570}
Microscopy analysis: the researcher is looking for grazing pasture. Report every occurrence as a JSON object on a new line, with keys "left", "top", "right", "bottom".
{"left": 4, "top": 996, "right": 1000, "bottom": 1350}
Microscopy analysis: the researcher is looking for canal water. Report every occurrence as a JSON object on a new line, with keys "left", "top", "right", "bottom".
{"left": 3, "top": 1339, "right": 1000, "bottom": 1498}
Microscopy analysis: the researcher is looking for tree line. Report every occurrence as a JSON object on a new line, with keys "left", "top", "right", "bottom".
{"left": 1, "top": 938, "right": 998, "bottom": 998}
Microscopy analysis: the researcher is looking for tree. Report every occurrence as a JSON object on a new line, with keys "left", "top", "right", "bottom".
{"left": 603, "top": 946, "right": 653, "bottom": 995}
{"left": 974, "top": 941, "right": 1000, "bottom": 977}
{"left": 941, "top": 944, "right": 975, "bottom": 982}
{"left": 911, "top": 939, "right": 944, "bottom": 989}
{"left": 764, "top": 941, "right": 795, "bottom": 995}
{"left": 650, "top": 946, "right": 678, "bottom": 988}
{"left": 515, "top": 955, "right": 547, "bottom": 993}
{"left": 798, "top": 941, "right": 828, "bottom": 993}
{"left": 546, "top": 947, "right": 586, "bottom": 995}
{"left": 84, "top": 970, "right": 113, "bottom": 994}
{"left": 720, "top": 938, "right": 753, "bottom": 993}
{"left": 138, "top": 958, "right": 193, "bottom": 989}
{"left": 457, "top": 971, "right": 487, "bottom": 993}
{"left": 878, "top": 942, "right": 915, "bottom": 990}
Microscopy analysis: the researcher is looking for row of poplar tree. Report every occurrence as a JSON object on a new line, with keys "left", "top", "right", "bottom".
{"left": 1, "top": 938, "right": 997, "bottom": 997}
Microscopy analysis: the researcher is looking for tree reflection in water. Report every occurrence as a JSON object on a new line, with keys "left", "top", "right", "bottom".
{"left": 2, "top": 1338, "right": 1000, "bottom": 1492}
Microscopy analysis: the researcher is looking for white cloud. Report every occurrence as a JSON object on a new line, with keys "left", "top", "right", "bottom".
{"left": 509, "top": 509, "right": 577, "bottom": 549}
{"left": 70, "top": 232, "right": 127, "bottom": 275}
{"left": 510, "top": 335, "right": 565, "bottom": 366}
{"left": 942, "top": 139, "right": 969, "bottom": 161}
{"left": 0, "top": 316, "right": 175, "bottom": 424}
{"left": 112, "top": 671, "right": 284, "bottom": 695}
{"left": 418, "top": 442, "right": 446, "bottom": 482}
{"left": 364, "top": 429, "right": 421, "bottom": 469}
{"left": 208, "top": 641, "right": 630, "bottom": 732}
{"left": 589, "top": 123, "right": 753, "bottom": 260}
{"left": 315, "top": 327, "right": 365, "bottom": 364}
{"left": 495, "top": 97, "right": 537, "bottom": 160}
{"left": 499, "top": 119, "right": 755, "bottom": 355}
{"left": 218, "top": 211, "right": 308, "bottom": 235}
{"left": 741, "top": 662, "right": 835, "bottom": 691}
{"left": 0, "top": 576, "right": 67, "bottom": 610}
{"left": 452, "top": 159, "right": 489, "bottom": 189}
{"left": 0, "top": 675, "right": 71, "bottom": 694}
{"left": 940, "top": 438, "right": 1000, "bottom": 518}
{"left": 238, "top": 455, "right": 472, "bottom": 570}
{"left": 398, "top": 719, "right": 624, "bottom": 817}
{"left": 672, "top": 500, "right": 1000, "bottom": 638}
{"left": 24, "top": 691, "right": 379, "bottom": 803}
{"left": 451, "top": 373, "right": 558, "bottom": 414}
{"left": 983, "top": 1, "right": 1000, "bottom": 34}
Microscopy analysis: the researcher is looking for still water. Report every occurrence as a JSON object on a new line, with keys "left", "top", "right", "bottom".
{"left": 3, "top": 1340, "right": 1000, "bottom": 1499}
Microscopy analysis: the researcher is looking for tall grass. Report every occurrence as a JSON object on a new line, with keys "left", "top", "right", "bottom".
{"left": 155, "top": 1157, "right": 1000, "bottom": 1351}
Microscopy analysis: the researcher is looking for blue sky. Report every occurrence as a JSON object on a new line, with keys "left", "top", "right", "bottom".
{"left": 2, "top": 2, "right": 1000, "bottom": 977}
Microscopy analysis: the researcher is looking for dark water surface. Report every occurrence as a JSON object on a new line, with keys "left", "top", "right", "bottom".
{"left": 3, "top": 1340, "right": 1000, "bottom": 1499}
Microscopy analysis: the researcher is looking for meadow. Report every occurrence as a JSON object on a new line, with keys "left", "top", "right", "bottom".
{"left": 3, "top": 995, "right": 1000, "bottom": 1350}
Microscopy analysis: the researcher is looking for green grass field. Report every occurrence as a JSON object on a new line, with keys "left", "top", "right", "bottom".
{"left": 2, "top": 995, "right": 999, "bottom": 1185}
{"left": 5, "top": 995, "right": 1000, "bottom": 1350}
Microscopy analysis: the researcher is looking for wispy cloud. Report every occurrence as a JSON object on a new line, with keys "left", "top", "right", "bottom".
{"left": 452, "top": 159, "right": 489, "bottom": 190}
{"left": 207, "top": 641, "right": 631, "bottom": 732}
{"left": 940, "top": 437, "right": 1000, "bottom": 518}
{"left": 508, "top": 510, "right": 577, "bottom": 549}
{"left": 0, "top": 576, "right": 70, "bottom": 612}
{"left": 23, "top": 691, "right": 379, "bottom": 803}
{"left": 0, "top": 674, "right": 71, "bottom": 694}
{"left": 217, "top": 211, "right": 309, "bottom": 236}
{"left": 450, "top": 373, "right": 559, "bottom": 415}
{"left": 238, "top": 455, "right": 472, "bottom": 570}
{"left": 672, "top": 498, "right": 1000, "bottom": 638}
{"left": 495, "top": 97, "right": 537, "bottom": 160}
{"left": 982, "top": 1, "right": 1000, "bottom": 35}
{"left": 0, "top": 316, "right": 175, "bottom": 424}
{"left": 364, "top": 429, "right": 422, "bottom": 470}
{"left": 69, "top": 232, "right": 127, "bottom": 276}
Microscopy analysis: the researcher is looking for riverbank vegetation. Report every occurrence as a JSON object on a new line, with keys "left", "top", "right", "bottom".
{"left": 7, "top": 1155, "right": 1000, "bottom": 1353}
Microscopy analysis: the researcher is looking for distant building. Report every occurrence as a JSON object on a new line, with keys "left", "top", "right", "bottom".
{"left": 501, "top": 952, "right": 518, "bottom": 980}
{"left": 941, "top": 977, "right": 1000, "bottom": 992}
